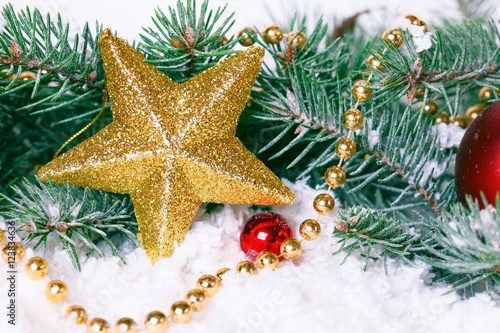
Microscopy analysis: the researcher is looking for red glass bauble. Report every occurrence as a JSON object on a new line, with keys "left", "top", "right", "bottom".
{"left": 456, "top": 100, "right": 500, "bottom": 208}
{"left": 240, "top": 212, "right": 293, "bottom": 260}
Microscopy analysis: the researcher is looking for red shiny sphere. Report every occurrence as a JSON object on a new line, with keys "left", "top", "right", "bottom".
{"left": 240, "top": 212, "right": 293, "bottom": 260}
{"left": 456, "top": 100, "right": 500, "bottom": 208}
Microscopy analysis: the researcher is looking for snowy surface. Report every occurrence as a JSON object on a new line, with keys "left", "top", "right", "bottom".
{"left": 2, "top": 180, "right": 500, "bottom": 333}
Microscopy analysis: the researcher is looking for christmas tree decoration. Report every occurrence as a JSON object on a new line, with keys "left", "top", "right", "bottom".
{"left": 455, "top": 100, "right": 500, "bottom": 207}
{"left": 313, "top": 194, "right": 335, "bottom": 215}
{"left": 240, "top": 212, "right": 294, "bottom": 260}
{"left": 64, "top": 305, "right": 88, "bottom": 325}
{"left": 280, "top": 238, "right": 302, "bottom": 260}
{"left": 37, "top": 29, "right": 295, "bottom": 264}
{"left": 478, "top": 87, "right": 493, "bottom": 100}
{"left": 237, "top": 27, "right": 256, "bottom": 46}
{"left": 235, "top": 260, "right": 257, "bottom": 274}
{"left": 263, "top": 24, "right": 284, "bottom": 44}
{"left": 382, "top": 28, "right": 403, "bottom": 48}
{"left": 87, "top": 318, "right": 111, "bottom": 333}
{"left": 2, "top": 242, "right": 24, "bottom": 263}
{"left": 366, "top": 54, "right": 385, "bottom": 72}
{"left": 45, "top": 280, "right": 68, "bottom": 303}
{"left": 451, "top": 115, "right": 467, "bottom": 128}
{"left": 115, "top": 318, "right": 138, "bottom": 333}
{"left": 287, "top": 30, "right": 307, "bottom": 49}
{"left": 335, "top": 138, "right": 356, "bottom": 159}
{"left": 343, "top": 108, "right": 364, "bottom": 130}
{"left": 25, "top": 257, "right": 48, "bottom": 280}
{"left": 196, "top": 275, "right": 219, "bottom": 297}
{"left": 144, "top": 311, "right": 168, "bottom": 333}
{"left": 185, "top": 289, "right": 207, "bottom": 312}
{"left": 433, "top": 111, "right": 449, "bottom": 125}
{"left": 256, "top": 251, "right": 279, "bottom": 270}
{"left": 465, "top": 102, "right": 487, "bottom": 125}
{"left": 325, "top": 166, "right": 346, "bottom": 188}
{"left": 422, "top": 100, "right": 438, "bottom": 116}
{"left": 299, "top": 219, "right": 321, "bottom": 241}
{"left": 352, "top": 80, "right": 373, "bottom": 101}
{"left": 170, "top": 301, "right": 193, "bottom": 324}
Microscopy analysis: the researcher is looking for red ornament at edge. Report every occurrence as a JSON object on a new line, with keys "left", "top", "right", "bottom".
{"left": 240, "top": 212, "right": 293, "bottom": 261}
{"left": 455, "top": 100, "right": 500, "bottom": 208}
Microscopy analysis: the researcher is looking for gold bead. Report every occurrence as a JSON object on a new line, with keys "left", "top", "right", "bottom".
{"left": 478, "top": 87, "right": 493, "bottom": 100}
{"left": 19, "top": 71, "right": 37, "bottom": 81}
{"left": 256, "top": 251, "right": 279, "bottom": 270}
{"left": 185, "top": 289, "right": 207, "bottom": 312}
{"left": 403, "top": 14, "right": 421, "bottom": 26}
{"left": 415, "top": 87, "right": 426, "bottom": 99}
{"left": 335, "top": 138, "right": 356, "bottom": 160}
{"left": 0, "top": 229, "right": 4, "bottom": 243}
{"left": 366, "top": 54, "right": 385, "bottom": 72}
{"left": 215, "top": 268, "right": 230, "bottom": 283}
{"left": 87, "top": 318, "right": 110, "bottom": 333}
{"left": 313, "top": 194, "right": 335, "bottom": 216}
{"left": 115, "top": 318, "right": 138, "bottom": 333}
{"left": 2, "top": 242, "right": 24, "bottom": 264}
{"left": 263, "top": 25, "right": 284, "bottom": 44}
{"left": 343, "top": 108, "right": 364, "bottom": 130}
{"left": 144, "top": 311, "right": 168, "bottom": 333}
{"left": 382, "top": 28, "right": 403, "bottom": 48}
{"left": 236, "top": 260, "right": 257, "bottom": 274}
{"left": 171, "top": 301, "right": 193, "bottom": 323}
{"left": 280, "top": 238, "right": 302, "bottom": 260}
{"left": 422, "top": 100, "right": 438, "bottom": 116}
{"left": 325, "top": 165, "right": 346, "bottom": 188}
{"left": 45, "top": 280, "right": 68, "bottom": 303}
{"left": 433, "top": 112, "right": 449, "bottom": 125}
{"left": 352, "top": 80, "right": 373, "bottom": 102}
{"left": 220, "top": 36, "right": 228, "bottom": 47}
{"left": 420, "top": 20, "right": 428, "bottom": 32}
{"left": 465, "top": 102, "right": 487, "bottom": 125}
{"left": 65, "top": 305, "right": 87, "bottom": 325}
{"left": 196, "top": 274, "right": 219, "bottom": 297}
{"left": 1, "top": 68, "right": 14, "bottom": 80}
{"left": 25, "top": 257, "right": 48, "bottom": 280}
{"left": 451, "top": 114, "right": 467, "bottom": 128}
{"left": 287, "top": 30, "right": 307, "bottom": 49}
{"left": 238, "top": 27, "right": 256, "bottom": 47}
{"left": 299, "top": 219, "right": 321, "bottom": 240}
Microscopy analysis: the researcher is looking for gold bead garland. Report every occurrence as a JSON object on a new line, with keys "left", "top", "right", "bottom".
{"left": 237, "top": 24, "right": 308, "bottom": 51}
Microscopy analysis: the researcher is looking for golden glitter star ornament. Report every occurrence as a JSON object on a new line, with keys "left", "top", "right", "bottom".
{"left": 38, "top": 29, "right": 295, "bottom": 264}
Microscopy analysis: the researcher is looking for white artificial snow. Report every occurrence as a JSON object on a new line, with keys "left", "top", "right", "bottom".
{"left": 434, "top": 123, "right": 466, "bottom": 149}
{"left": 2, "top": 179, "right": 500, "bottom": 333}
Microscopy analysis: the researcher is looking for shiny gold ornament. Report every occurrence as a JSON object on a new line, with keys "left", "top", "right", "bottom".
{"left": 19, "top": 71, "right": 36, "bottom": 81}
{"left": 478, "top": 87, "right": 493, "bottom": 100}
{"left": 352, "top": 80, "right": 373, "bottom": 102}
{"left": 343, "top": 108, "right": 364, "bottom": 130}
{"left": 415, "top": 87, "right": 426, "bottom": 99}
{"left": 299, "top": 219, "right": 321, "bottom": 240}
{"left": 220, "top": 36, "right": 228, "bottom": 47}
{"left": 238, "top": 27, "right": 256, "bottom": 46}
{"left": 263, "top": 25, "right": 284, "bottom": 44}
{"left": 420, "top": 20, "right": 428, "bottom": 32}
{"left": 325, "top": 165, "right": 346, "bottom": 188}
{"left": 196, "top": 274, "right": 219, "bottom": 297}
{"left": 313, "top": 194, "right": 335, "bottom": 215}
{"left": 366, "top": 54, "right": 385, "bottom": 72}
{"left": 144, "top": 311, "right": 168, "bottom": 333}
{"left": 37, "top": 30, "right": 295, "bottom": 264}
{"left": 382, "top": 28, "right": 403, "bottom": 48}
{"left": 236, "top": 260, "right": 257, "bottom": 274}
{"left": 1, "top": 68, "right": 14, "bottom": 80}
{"left": 256, "top": 251, "right": 279, "bottom": 270}
{"left": 215, "top": 268, "right": 230, "bottom": 282}
{"left": 2, "top": 242, "right": 24, "bottom": 264}
{"left": 433, "top": 112, "right": 449, "bottom": 125}
{"left": 25, "top": 257, "right": 48, "bottom": 280}
{"left": 280, "top": 238, "right": 302, "bottom": 260}
{"left": 335, "top": 138, "right": 356, "bottom": 160}
{"left": 451, "top": 114, "right": 467, "bottom": 128}
{"left": 403, "top": 14, "right": 420, "bottom": 25}
{"left": 65, "top": 305, "right": 87, "bottom": 325}
{"left": 0, "top": 229, "right": 4, "bottom": 243}
{"left": 170, "top": 301, "right": 193, "bottom": 323}
{"left": 465, "top": 102, "right": 487, "bottom": 125}
{"left": 185, "top": 289, "right": 207, "bottom": 312}
{"left": 45, "top": 280, "right": 68, "bottom": 303}
{"left": 287, "top": 30, "right": 307, "bottom": 49}
{"left": 422, "top": 100, "right": 438, "bottom": 116}
{"left": 87, "top": 318, "right": 111, "bottom": 333}
{"left": 115, "top": 318, "right": 138, "bottom": 333}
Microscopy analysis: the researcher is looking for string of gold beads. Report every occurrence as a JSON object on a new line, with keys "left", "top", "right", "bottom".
{"left": 0, "top": 193, "right": 323, "bottom": 333}
{"left": 236, "top": 25, "right": 307, "bottom": 49}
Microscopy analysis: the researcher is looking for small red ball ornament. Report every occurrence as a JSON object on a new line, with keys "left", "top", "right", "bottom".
{"left": 455, "top": 100, "right": 500, "bottom": 208}
{"left": 240, "top": 212, "right": 293, "bottom": 260}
